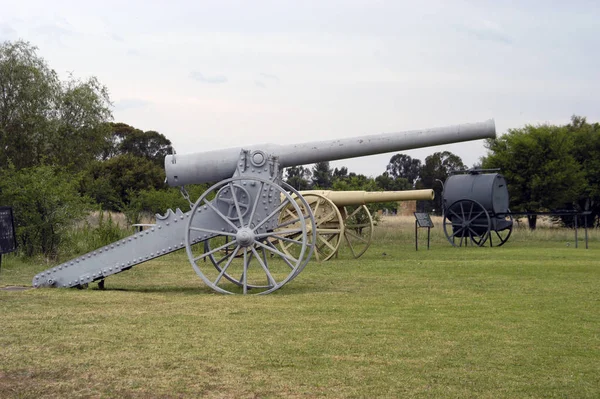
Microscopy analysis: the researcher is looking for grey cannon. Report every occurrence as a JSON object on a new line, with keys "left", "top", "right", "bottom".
{"left": 33, "top": 119, "right": 496, "bottom": 294}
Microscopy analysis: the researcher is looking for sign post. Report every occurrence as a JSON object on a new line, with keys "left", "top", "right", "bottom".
{"left": 414, "top": 212, "right": 433, "bottom": 251}
{"left": 0, "top": 206, "right": 17, "bottom": 273}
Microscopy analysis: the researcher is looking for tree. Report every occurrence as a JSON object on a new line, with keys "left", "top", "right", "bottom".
{"left": 482, "top": 123, "right": 586, "bottom": 228}
{"left": 0, "top": 40, "right": 113, "bottom": 172}
{"left": 311, "top": 161, "right": 332, "bottom": 189}
{"left": 374, "top": 171, "right": 411, "bottom": 191}
{"left": 419, "top": 151, "right": 466, "bottom": 214}
{"left": 0, "top": 40, "right": 59, "bottom": 170}
{"left": 80, "top": 154, "right": 166, "bottom": 211}
{"left": 285, "top": 165, "right": 312, "bottom": 190}
{"left": 561, "top": 115, "right": 600, "bottom": 226}
{"left": 50, "top": 75, "right": 113, "bottom": 171}
{"left": 386, "top": 154, "right": 421, "bottom": 186}
{"left": 333, "top": 166, "right": 349, "bottom": 180}
{"left": 104, "top": 123, "right": 173, "bottom": 165}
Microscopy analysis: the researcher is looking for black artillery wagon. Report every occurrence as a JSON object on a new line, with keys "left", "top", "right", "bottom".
{"left": 442, "top": 170, "right": 513, "bottom": 247}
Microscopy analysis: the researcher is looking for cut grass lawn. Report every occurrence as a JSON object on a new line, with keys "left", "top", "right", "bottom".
{"left": 1, "top": 218, "right": 599, "bottom": 398}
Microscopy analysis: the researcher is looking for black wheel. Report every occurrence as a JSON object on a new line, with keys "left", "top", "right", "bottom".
{"left": 443, "top": 199, "right": 491, "bottom": 247}
{"left": 488, "top": 210, "right": 513, "bottom": 247}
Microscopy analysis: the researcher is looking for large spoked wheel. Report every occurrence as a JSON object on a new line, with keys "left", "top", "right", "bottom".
{"left": 341, "top": 205, "right": 374, "bottom": 258}
{"left": 280, "top": 193, "right": 344, "bottom": 262}
{"left": 488, "top": 211, "right": 513, "bottom": 247}
{"left": 185, "top": 177, "right": 316, "bottom": 295}
{"left": 443, "top": 199, "right": 491, "bottom": 247}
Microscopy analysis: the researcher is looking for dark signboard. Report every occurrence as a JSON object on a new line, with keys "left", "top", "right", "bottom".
{"left": 414, "top": 212, "right": 434, "bottom": 228}
{"left": 0, "top": 206, "right": 17, "bottom": 254}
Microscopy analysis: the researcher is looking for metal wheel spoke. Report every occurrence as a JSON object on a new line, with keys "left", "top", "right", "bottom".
{"left": 255, "top": 240, "right": 300, "bottom": 264}
{"left": 449, "top": 226, "right": 466, "bottom": 239}
{"left": 316, "top": 228, "right": 342, "bottom": 234}
{"left": 242, "top": 248, "right": 249, "bottom": 294}
{"left": 265, "top": 240, "right": 297, "bottom": 271}
{"left": 254, "top": 198, "right": 291, "bottom": 231}
{"left": 345, "top": 229, "right": 369, "bottom": 243}
{"left": 251, "top": 247, "right": 277, "bottom": 287}
{"left": 459, "top": 202, "right": 466, "bottom": 221}
{"left": 276, "top": 215, "right": 305, "bottom": 230}
{"left": 312, "top": 199, "right": 321, "bottom": 218}
{"left": 448, "top": 208, "right": 462, "bottom": 221}
{"left": 195, "top": 239, "right": 238, "bottom": 262}
{"left": 229, "top": 182, "right": 245, "bottom": 225}
{"left": 268, "top": 234, "right": 305, "bottom": 246}
{"left": 319, "top": 209, "right": 338, "bottom": 223}
{"left": 346, "top": 206, "right": 363, "bottom": 219}
{"left": 317, "top": 234, "right": 338, "bottom": 252}
{"left": 465, "top": 210, "right": 486, "bottom": 224}
{"left": 255, "top": 228, "right": 302, "bottom": 238}
{"left": 213, "top": 245, "right": 241, "bottom": 285}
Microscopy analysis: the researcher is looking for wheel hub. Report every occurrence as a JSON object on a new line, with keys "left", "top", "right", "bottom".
{"left": 236, "top": 227, "right": 255, "bottom": 247}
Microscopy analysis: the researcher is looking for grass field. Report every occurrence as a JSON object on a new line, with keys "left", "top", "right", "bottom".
{"left": 1, "top": 216, "right": 599, "bottom": 398}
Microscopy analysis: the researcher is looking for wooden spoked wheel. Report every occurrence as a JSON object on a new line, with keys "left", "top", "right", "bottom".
{"left": 443, "top": 199, "right": 491, "bottom": 247}
{"left": 341, "top": 205, "right": 374, "bottom": 258}
{"left": 185, "top": 177, "right": 316, "bottom": 295}
{"left": 279, "top": 193, "right": 344, "bottom": 262}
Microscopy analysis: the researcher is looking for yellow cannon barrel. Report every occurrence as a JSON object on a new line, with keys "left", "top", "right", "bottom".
{"left": 298, "top": 189, "right": 434, "bottom": 207}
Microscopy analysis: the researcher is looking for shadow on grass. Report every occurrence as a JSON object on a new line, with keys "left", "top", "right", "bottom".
{"left": 88, "top": 281, "right": 334, "bottom": 296}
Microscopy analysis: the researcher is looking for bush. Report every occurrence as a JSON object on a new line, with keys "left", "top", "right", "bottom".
{"left": 0, "top": 164, "right": 91, "bottom": 259}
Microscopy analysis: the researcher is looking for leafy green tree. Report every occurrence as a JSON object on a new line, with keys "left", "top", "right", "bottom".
{"left": 332, "top": 166, "right": 348, "bottom": 180}
{"left": 284, "top": 165, "right": 312, "bottom": 190}
{"left": 103, "top": 123, "right": 173, "bottom": 166}
{"left": 81, "top": 154, "right": 166, "bottom": 211}
{"left": 333, "top": 173, "right": 378, "bottom": 191}
{"left": 0, "top": 40, "right": 113, "bottom": 172}
{"left": 311, "top": 161, "right": 333, "bottom": 189}
{"left": 483, "top": 123, "right": 586, "bottom": 228}
{"left": 561, "top": 116, "right": 600, "bottom": 226}
{"left": 419, "top": 151, "right": 466, "bottom": 214}
{"left": 0, "top": 40, "right": 59, "bottom": 170}
{"left": 386, "top": 154, "right": 421, "bottom": 186}
{"left": 374, "top": 171, "right": 411, "bottom": 191}
{"left": 51, "top": 75, "right": 113, "bottom": 171}
{"left": 0, "top": 164, "right": 91, "bottom": 258}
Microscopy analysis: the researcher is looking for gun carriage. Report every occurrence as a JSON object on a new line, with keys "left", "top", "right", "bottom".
{"left": 283, "top": 189, "right": 435, "bottom": 261}
{"left": 442, "top": 170, "right": 513, "bottom": 247}
{"left": 33, "top": 120, "right": 496, "bottom": 294}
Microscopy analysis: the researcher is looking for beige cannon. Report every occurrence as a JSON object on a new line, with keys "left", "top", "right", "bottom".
{"left": 278, "top": 189, "right": 435, "bottom": 261}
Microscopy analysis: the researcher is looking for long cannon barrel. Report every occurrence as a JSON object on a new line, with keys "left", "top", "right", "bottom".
{"left": 165, "top": 119, "right": 496, "bottom": 186}
{"left": 300, "top": 189, "right": 434, "bottom": 207}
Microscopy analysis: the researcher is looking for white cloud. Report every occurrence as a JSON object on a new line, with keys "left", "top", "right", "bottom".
{"left": 189, "top": 71, "right": 228, "bottom": 84}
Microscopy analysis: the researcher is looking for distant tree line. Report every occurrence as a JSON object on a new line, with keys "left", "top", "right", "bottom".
{"left": 1, "top": 39, "right": 599, "bottom": 259}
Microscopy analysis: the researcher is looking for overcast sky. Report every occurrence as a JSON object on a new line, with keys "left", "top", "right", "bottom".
{"left": 2, "top": 0, "right": 599, "bottom": 177}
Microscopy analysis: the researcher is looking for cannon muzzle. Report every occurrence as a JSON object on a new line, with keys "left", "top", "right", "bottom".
{"left": 299, "top": 189, "right": 434, "bottom": 207}
{"left": 165, "top": 119, "right": 496, "bottom": 186}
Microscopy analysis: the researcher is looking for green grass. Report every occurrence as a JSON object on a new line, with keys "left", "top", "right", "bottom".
{"left": 1, "top": 221, "right": 599, "bottom": 398}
